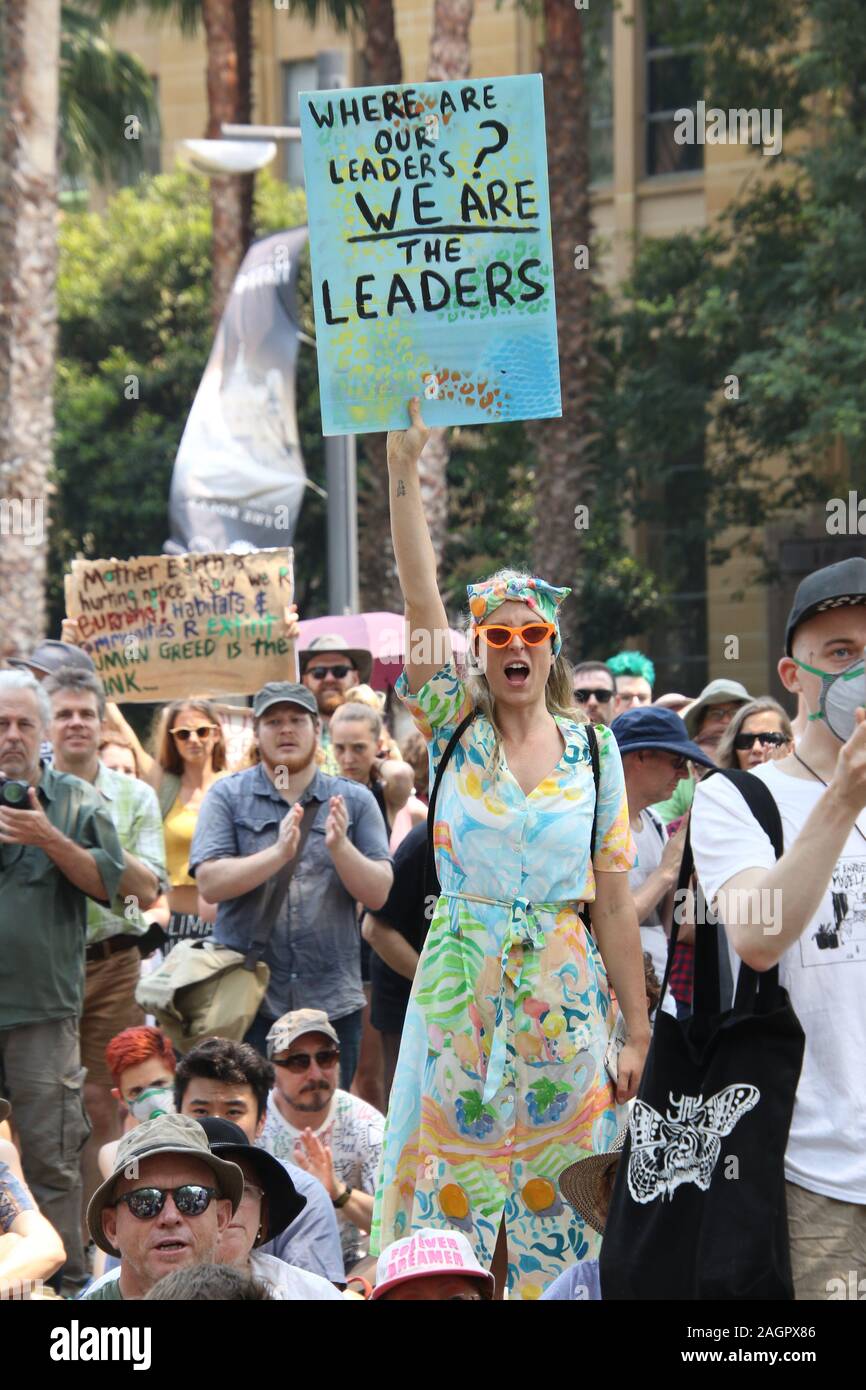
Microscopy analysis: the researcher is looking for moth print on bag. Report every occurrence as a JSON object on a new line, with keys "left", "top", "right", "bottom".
{"left": 627, "top": 1085, "right": 760, "bottom": 1203}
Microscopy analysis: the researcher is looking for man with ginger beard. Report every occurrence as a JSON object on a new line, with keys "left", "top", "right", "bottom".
{"left": 190, "top": 683, "right": 393, "bottom": 1090}
{"left": 299, "top": 635, "right": 373, "bottom": 775}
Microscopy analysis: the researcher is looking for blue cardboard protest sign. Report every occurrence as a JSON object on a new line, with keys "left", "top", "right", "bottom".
{"left": 300, "top": 75, "right": 561, "bottom": 435}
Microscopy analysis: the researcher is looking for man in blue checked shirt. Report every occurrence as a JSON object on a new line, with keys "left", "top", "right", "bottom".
{"left": 191, "top": 681, "right": 393, "bottom": 1089}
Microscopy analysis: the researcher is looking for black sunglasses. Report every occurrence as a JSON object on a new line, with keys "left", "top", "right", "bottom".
{"left": 733, "top": 731, "right": 790, "bottom": 751}
{"left": 273, "top": 1048, "right": 341, "bottom": 1073}
{"left": 307, "top": 665, "right": 353, "bottom": 680}
{"left": 574, "top": 688, "right": 613, "bottom": 703}
{"left": 113, "top": 1184, "right": 218, "bottom": 1220}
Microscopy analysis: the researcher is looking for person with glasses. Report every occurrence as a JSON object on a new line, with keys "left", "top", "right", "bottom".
{"left": 81, "top": 1113, "right": 243, "bottom": 1300}
{"left": 174, "top": 1037, "right": 345, "bottom": 1285}
{"left": 571, "top": 661, "right": 617, "bottom": 727}
{"left": 371, "top": 400, "right": 648, "bottom": 1300}
{"left": 610, "top": 706, "right": 717, "bottom": 1015}
{"left": 715, "top": 698, "right": 794, "bottom": 771}
{"left": 299, "top": 634, "right": 373, "bottom": 775}
{"left": 198, "top": 1117, "right": 344, "bottom": 1300}
{"left": 258, "top": 1010, "right": 384, "bottom": 1277}
{"left": 607, "top": 651, "right": 656, "bottom": 716}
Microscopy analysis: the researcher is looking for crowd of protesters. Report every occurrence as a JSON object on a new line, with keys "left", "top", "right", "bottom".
{"left": 1, "top": 408, "right": 864, "bottom": 1302}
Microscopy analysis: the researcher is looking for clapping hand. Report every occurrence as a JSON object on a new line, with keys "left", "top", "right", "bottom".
{"left": 293, "top": 1128, "right": 338, "bottom": 1199}
{"left": 277, "top": 802, "right": 304, "bottom": 862}
{"left": 325, "top": 794, "right": 348, "bottom": 853}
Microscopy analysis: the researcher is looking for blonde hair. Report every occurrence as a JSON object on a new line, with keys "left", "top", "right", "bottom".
{"left": 462, "top": 568, "right": 586, "bottom": 767}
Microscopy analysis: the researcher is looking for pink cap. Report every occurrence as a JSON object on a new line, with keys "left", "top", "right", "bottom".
{"left": 371, "top": 1228, "right": 495, "bottom": 1300}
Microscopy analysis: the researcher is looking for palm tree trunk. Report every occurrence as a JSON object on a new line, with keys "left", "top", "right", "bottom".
{"left": 363, "top": 0, "right": 402, "bottom": 86}
{"left": 428, "top": 0, "right": 474, "bottom": 80}
{"left": 201, "top": 0, "right": 251, "bottom": 325}
{"left": 530, "top": 0, "right": 598, "bottom": 652}
{"left": 0, "top": 0, "right": 61, "bottom": 660}
{"left": 417, "top": 0, "right": 475, "bottom": 572}
{"left": 357, "top": 0, "right": 402, "bottom": 609}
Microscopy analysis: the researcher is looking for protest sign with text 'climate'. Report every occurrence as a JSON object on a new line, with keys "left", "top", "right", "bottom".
{"left": 300, "top": 75, "right": 561, "bottom": 435}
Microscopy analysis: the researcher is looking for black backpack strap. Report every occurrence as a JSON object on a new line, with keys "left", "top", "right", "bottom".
{"left": 426, "top": 709, "right": 478, "bottom": 898}
{"left": 243, "top": 800, "right": 319, "bottom": 970}
{"left": 585, "top": 722, "right": 601, "bottom": 861}
{"left": 667, "top": 767, "right": 785, "bottom": 1014}
{"left": 579, "top": 723, "right": 602, "bottom": 933}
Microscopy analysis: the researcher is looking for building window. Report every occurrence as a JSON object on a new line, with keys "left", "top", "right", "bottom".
{"left": 282, "top": 59, "right": 318, "bottom": 187}
{"left": 645, "top": 4, "right": 702, "bottom": 176}
{"left": 588, "top": 1, "right": 614, "bottom": 185}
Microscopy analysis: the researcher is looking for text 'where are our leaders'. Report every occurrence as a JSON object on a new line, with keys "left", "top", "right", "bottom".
{"left": 307, "top": 82, "right": 544, "bottom": 322}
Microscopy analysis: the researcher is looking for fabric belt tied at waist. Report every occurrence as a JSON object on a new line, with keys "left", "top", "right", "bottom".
{"left": 441, "top": 890, "right": 577, "bottom": 1104}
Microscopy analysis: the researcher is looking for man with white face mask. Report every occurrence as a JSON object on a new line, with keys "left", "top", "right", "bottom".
{"left": 691, "top": 556, "right": 866, "bottom": 1300}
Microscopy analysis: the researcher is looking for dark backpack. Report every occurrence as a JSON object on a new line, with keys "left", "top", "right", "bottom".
{"left": 600, "top": 767, "right": 806, "bottom": 1300}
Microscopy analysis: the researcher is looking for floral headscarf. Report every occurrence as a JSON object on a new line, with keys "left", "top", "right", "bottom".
{"left": 466, "top": 575, "right": 571, "bottom": 657}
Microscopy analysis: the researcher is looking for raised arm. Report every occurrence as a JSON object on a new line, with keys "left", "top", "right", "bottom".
{"left": 387, "top": 398, "right": 452, "bottom": 692}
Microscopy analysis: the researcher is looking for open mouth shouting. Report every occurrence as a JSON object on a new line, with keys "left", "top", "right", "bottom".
{"left": 504, "top": 659, "right": 531, "bottom": 688}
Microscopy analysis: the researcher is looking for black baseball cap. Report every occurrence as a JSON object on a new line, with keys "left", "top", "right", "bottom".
{"left": 198, "top": 1117, "right": 306, "bottom": 1244}
{"left": 785, "top": 557, "right": 866, "bottom": 655}
{"left": 8, "top": 639, "right": 94, "bottom": 676}
{"left": 252, "top": 682, "right": 318, "bottom": 719}
{"left": 611, "top": 706, "right": 717, "bottom": 768}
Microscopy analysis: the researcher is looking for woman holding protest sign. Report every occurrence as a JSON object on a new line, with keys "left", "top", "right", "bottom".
{"left": 370, "top": 399, "right": 649, "bottom": 1298}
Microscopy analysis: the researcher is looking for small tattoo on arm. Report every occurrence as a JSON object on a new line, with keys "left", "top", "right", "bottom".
{"left": 396, "top": 479, "right": 406, "bottom": 497}
{"left": 0, "top": 1161, "right": 34, "bottom": 1233}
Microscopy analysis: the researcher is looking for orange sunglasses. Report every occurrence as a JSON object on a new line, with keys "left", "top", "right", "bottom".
{"left": 472, "top": 622, "right": 556, "bottom": 648}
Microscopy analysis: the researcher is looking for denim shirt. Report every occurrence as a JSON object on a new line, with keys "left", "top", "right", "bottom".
{"left": 189, "top": 763, "right": 391, "bottom": 1021}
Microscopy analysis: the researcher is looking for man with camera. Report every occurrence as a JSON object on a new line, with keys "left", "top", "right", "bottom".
{"left": 45, "top": 665, "right": 168, "bottom": 1227}
{"left": 0, "top": 669, "right": 125, "bottom": 1292}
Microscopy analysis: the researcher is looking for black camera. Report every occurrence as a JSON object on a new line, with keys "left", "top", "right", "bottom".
{"left": 0, "top": 776, "right": 31, "bottom": 808}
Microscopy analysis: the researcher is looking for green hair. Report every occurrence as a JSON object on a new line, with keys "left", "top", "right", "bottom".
{"left": 606, "top": 650, "right": 655, "bottom": 688}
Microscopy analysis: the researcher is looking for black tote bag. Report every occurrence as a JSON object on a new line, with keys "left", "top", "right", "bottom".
{"left": 599, "top": 769, "right": 806, "bottom": 1300}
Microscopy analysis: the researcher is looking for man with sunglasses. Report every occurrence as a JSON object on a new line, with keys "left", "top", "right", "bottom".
{"left": 81, "top": 1113, "right": 243, "bottom": 1300}
{"left": 299, "top": 634, "right": 373, "bottom": 775}
{"left": 258, "top": 1009, "right": 384, "bottom": 1276}
{"left": 571, "top": 661, "right": 617, "bottom": 726}
{"left": 690, "top": 557, "right": 866, "bottom": 1299}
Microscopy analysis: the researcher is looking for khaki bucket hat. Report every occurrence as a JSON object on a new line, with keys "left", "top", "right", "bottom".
{"left": 86, "top": 1113, "right": 244, "bottom": 1256}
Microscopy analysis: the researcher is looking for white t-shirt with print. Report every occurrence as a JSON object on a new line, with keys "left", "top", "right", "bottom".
{"left": 691, "top": 761, "right": 866, "bottom": 1203}
{"left": 630, "top": 810, "right": 676, "bottom": 1017}
{"left": 258, "top": 1089, "right": 384, "bottom": 1270}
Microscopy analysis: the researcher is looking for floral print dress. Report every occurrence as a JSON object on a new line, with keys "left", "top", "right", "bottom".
{"left": 370, "top": 664, "right": 636, "bottom": 1298}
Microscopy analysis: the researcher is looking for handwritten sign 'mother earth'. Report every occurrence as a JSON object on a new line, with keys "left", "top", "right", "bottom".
{"left": 64, "top": 549, "right": 294, "bottom": 702}
{"left": 300, "top": 74, "right": 561, "bottom": 435}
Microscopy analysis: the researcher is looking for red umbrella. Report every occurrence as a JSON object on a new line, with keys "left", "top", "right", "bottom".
{"left": 297, "top": 611, "right": 466, "bottom": 691}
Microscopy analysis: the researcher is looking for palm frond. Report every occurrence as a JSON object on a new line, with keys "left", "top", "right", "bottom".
{"left": 61, "top": 4, "right": 159, "bottom": 184}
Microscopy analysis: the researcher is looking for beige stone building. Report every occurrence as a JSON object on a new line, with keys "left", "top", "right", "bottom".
{"left": 106, "top": 1, "right": 861, "bottom": 701}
